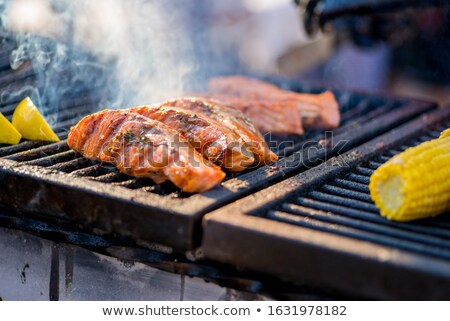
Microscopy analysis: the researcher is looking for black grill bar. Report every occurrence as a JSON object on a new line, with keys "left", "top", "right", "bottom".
{"left": 367, "top": 161, "right": 382, "bottom": 169}
{"left": 203, "top": 107, "right": 450, "bottom": 299}
{"left": 0, "top": 141, "right": 49, "bottom": 158}
{"left": 339, "top": 101, "right": 395, "bottom": 126}
{"left": 69, "top": 164, "right": 108, "bottom": 177}
{"left": 91, "top": 172, "right": 131, "bottom": 183}
{"left": 321, "top": 184, "right": 372, "bottom": 202}
{"left": 345, "top": 173, "right": 370, "bottom": 184}
{"left": 333, "top": 178, "right": 369, "bottom": 192}
{"left": 47, "top": 157, "right": 92, "bottom": 173}
{"left": 5, "top": 142, "right": 69, "bottom": 162}
{"left": 0, "top": 65, "right": 36, "bottom": 86}
{"left": 23, "top": 150, "right": 78, "bottom": 167}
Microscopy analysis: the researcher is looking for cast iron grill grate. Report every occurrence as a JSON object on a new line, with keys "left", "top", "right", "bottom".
{"left": 269, "top": 119, "right": 450, "bottom": 260}
{"left": 203, "top": 108, "right": 450, "bottom": 299}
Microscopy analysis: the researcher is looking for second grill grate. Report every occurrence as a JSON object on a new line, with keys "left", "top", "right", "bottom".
{"left": 203, "top": 107, "right": 450, "bottom": 299}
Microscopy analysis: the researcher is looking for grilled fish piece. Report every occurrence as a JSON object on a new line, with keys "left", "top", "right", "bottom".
{"left": 158, "top": 97, "right": 279, "bottom": 165}
{"left": 67, "top": 110, "right": 225, "bottom": 193}
{"left": 208, "top": 76, "right": 340, "bottom": 131}
{"left": 129, "top": 105, "right": 255, "bottom": 171}
{"left": 196, "top": 94, "right": 304, "bottom": 135}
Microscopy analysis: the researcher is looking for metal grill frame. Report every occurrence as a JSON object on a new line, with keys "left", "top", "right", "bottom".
{"left": 202, "top": 107, "right": 450, "bottom": 299}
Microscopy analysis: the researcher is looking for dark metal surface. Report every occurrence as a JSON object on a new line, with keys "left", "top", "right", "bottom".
{"left": 203, "top": 107, "right": 450, "bottom": 300}
{"left": 0, "top": 88, "right": 435, "bottom": 252}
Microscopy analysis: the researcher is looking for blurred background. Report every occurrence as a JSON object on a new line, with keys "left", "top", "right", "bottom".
{"left": 1, "top": 0, "right": 449, "bottom": 112}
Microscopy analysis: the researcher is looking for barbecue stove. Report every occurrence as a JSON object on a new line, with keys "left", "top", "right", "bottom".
{"left": 0, "top": 0, "right": 449, "bottom": 300}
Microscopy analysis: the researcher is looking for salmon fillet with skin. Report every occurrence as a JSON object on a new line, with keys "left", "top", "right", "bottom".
{"left": 197, "top": 94, "right": 304, "bottom": 136}
{"left": 208, "top": 76, "right": 340, "bottom": 131}
{"left": 129, "top": 105, "right": 255, "bottom": 172}
{"left": 67, "top": 110, "right": 225, "bottom": 193}
{"left": 158, "top": 97, "right": 279, "bottom": 165}
{"left": 281, "top": 91, "right": 340, "bottom": 129}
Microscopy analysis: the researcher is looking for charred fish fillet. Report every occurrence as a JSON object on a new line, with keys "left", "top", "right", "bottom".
{"left": 67, "top": 110, "right": 225, "bottom": 193}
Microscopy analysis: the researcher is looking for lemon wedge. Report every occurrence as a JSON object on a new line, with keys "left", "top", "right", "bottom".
{"left": 12, "top": 97, "right": 60, "bottom": 142}
{"left": 0, "top": 112, "right": 22, "bottom": 145}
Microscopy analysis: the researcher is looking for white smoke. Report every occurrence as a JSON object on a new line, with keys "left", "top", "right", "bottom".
{"left": 1, "top": 0, "right": 200, "bottom": 114}
{"left": 68, "top": 0, "right": 195, "bottom": 104}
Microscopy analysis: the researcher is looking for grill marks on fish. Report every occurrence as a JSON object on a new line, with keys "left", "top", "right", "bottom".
{"left": 67, "top": 110, "right": 225, "bottom": 193}
{"left": 67, "top": 77, "right": 329, "bottom": 193}
{"left": 158, "top": 97, "right": 279, "bottom": 165}
{"left": 130, "top": 105, "right": 255, "bottom": 172}
{"left": 197, "top": 94, "right": 304, "bottom": 135}
{"left": 207, "top": 76, "right": 340, "bottom": 133}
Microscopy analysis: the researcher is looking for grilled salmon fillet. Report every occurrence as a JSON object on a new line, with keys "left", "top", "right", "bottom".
{"left": 196, "top": 94, "right": 304, "bottom": 135}
{"left": 129, "top": 105, "right": 255, "bottom": 172}
{"left": 208, "top": 76, "right": 340, "bottom": 131}
{"left": 67, "top": 110, "right": 225, "bottom": 193}
{"left": 158, "top": 97, "right": 279, "bottom": 165}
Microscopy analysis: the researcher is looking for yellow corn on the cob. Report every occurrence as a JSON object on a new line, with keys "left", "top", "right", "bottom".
{"left": 369, "top": 128, "right": 450, "bottom": 221}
